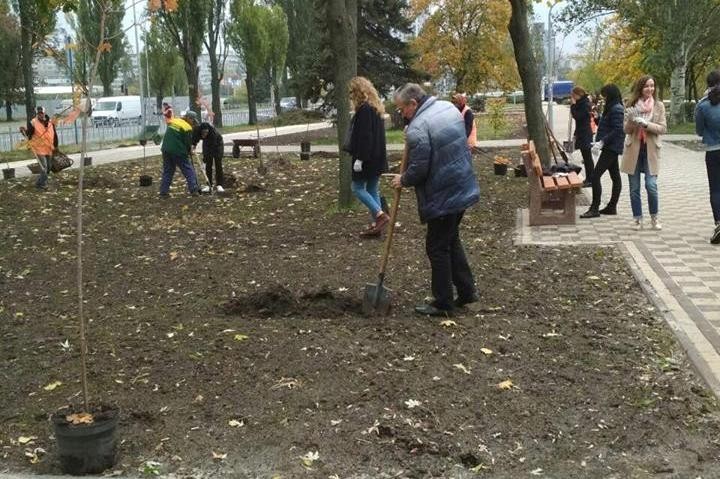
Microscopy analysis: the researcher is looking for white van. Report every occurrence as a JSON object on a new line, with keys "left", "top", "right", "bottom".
{"left": 92, "top": 96, "right": 142, "bottom": 126}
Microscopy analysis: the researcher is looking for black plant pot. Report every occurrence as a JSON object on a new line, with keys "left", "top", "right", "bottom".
{"left": 52, "top": 407, "right": 119, "bottom": 475}
{"left": 494, "top": 163, "right": 508, "bottom": 176}
{"left": 2, "top": 168, "right": 15, "bottom": 180}
{"left": 83, "top": 157, "right": 92, "bottom": 167}
{"left": 139, "top": 175, "right": 153, "bottom": 187}
{"left": 300, "top": 141, "right": 311, "bottom": 161}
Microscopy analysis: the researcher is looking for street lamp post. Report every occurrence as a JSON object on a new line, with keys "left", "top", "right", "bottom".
{"left": 546, "top": 2, "right": 557, "bottom": 131}
{"left": 131, "top": 0, "right": 145, "bottom": 130}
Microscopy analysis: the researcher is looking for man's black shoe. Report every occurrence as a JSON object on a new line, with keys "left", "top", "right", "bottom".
{"left": 454, "top": 294, "right": 480, "bottom": 308}
{"left": 580, "top": 209, "right": 600, "bottom": 219}
{"left": 599, "top": 206, "right": 617, "bottom": 215}
{"left": 414, "top": 304, "right": 454, "bottom": 317}
{"left": 711, "top": 224, "right": 720, "bottom": 245}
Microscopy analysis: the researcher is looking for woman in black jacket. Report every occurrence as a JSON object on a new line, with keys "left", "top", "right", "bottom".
{"left": 346, "top": 76, "right": 389, "bottom": 237}
{"left": 570, "top": 86, "right": 594, "bottom": 187}
{"left": 580, "top": 84, "right": 625, "bottom": 219}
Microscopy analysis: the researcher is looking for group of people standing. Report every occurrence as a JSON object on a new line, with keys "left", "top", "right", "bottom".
{"left": 574, "top": 76, "right": 667, "bottom": 232}
{"left": 573, "top": 72, "right": 720, "bottom": 244}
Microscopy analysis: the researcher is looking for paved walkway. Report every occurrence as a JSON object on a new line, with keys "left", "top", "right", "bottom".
{"left": 516, "top": 142, "right": 720, "bottom": 397}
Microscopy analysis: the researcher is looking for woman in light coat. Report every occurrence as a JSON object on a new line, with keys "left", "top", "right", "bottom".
{"left": 622, "top": 75, "right": 667, "bottom": 230}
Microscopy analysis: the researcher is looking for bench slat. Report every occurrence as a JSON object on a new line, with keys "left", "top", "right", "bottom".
{"left": 567, "top": 171, "right": 583, "bottom": 187}
{"left": 542, "top": 176, "right": 557, "bottom": 191}
{"left": 532, "top": 154, "right": 543, "bottom": 178}
{"left": 555, "top": 176, "right": 571, "bottom": 190}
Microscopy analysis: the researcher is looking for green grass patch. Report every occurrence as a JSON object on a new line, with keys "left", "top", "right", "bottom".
{"left": 668, "top": 122, "right": 697, "bottom": 135}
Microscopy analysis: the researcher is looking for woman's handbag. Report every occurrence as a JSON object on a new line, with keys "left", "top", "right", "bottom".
{"left": 50, "top": 150, "right": 74, "bottom": 173}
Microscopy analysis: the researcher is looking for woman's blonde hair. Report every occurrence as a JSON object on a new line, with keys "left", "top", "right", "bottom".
{"left": 349, "top": 76, "right": 385, "bottom": 115}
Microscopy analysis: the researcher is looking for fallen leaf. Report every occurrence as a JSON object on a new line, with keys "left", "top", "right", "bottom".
{"left": 542, "top": 331, "right": 562, "bottom": 338}
{"left": 497, "top": 379, "right": 514, "bottom": 390}
{"left": 453, "top": 363, "right": 471, "bottom": 374}
{"left": 234, "top": 334, "right": 249, "bottom": 341}
{"left": 300, "top": 450, "right": 319, "bottom": 467}
{"left": 18, "top": 436, "right": 37, "bottom": 445}
{"left": 169, "top": 251, "right": 179, "bottom": 261}
{"left": 211, "top": 451, "right": 227, "bottom": 460}
{"left": 228, "top": 419, "right": 244, "bottom": 428}
{"left": 66, "top": 412, "right": 94, "bottom": 425}
{"left": 405, "top": 399, "right": 421, "bottom": 409}
{"left": 440, "top": 319, "right": 457, "bottom": 327}
{"left": 43, "top": 381, "right": 62, "bottom": 391}
{"left": 480, "top": 348, "right": 493, "bottom": 355}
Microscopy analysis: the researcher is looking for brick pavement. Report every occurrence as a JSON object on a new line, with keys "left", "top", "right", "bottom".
{"left": 516, "top": 142, "right": 720, "bottom": 397}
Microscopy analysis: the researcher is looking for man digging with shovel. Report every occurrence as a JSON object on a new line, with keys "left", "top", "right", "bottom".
{"left": 390, "top": 83, "right": 480, "bottom": 317}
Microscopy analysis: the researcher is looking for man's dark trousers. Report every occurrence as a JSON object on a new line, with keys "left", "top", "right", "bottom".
{"left": 425, "top": 211, "right": 476, "bottom": 310}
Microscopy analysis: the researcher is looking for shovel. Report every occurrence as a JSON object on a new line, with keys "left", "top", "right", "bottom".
{"left": 191, "top": 152, "right": 213, "bottom": 194}
{"left": 362, "top": 142, "right": 409, "bottom": 316}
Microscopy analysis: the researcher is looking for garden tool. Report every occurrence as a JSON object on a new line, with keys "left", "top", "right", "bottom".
{"left": 191, "top": 151, "right": 213, "bottom": 194}
{"left": 362, "top": 141, "right": 409, "bottom": 316}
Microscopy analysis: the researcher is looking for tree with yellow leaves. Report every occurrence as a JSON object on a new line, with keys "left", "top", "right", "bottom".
{"left": 411, "top": 0, "right": 519, "bottom": 92}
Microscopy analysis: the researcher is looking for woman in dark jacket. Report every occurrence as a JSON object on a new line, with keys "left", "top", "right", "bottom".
{"left": 346, "top": 76, "right": 389, "bottom": 237}
{"left": 580, "top": 84, "right": 625, "bottom": 219}
{"left": 570, "top": 86, "right": 594, "bottom": 187}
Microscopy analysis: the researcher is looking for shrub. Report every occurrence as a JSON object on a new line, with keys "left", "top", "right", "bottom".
{"left": 486, "top": 98, "right": 508, "bottom": 138}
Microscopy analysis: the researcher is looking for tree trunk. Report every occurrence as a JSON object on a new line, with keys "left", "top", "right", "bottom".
{"left": 272, "top": 66, "right": 281, "bottom": 115}
{"left": 156, "top": 94, "right": 163, "bottom": 113}
{"left": 18, "top": 0, "right": 35, "bottom": 120}
{"left": 210, "top": 61, "right": 223, "bottom": 127}
{"left": 246, "top": 73, "right": 257, "bottom": 125}
{"left": 5, "top": 100, "right": 12, "bottom": 121}
{"left": 507, "top": 0, "right": 552, "bottom": 166}
{"left": 669, "top": 60, "right": 686, "bottom": 126}
{"left": 103, "top": 82, "right": 112, "bottom": 97}
{"left": 184, "top": 55, "right": 200, "bottom": 116}
{"left": 328, "top": 0, "right": 358, "bottom": 209}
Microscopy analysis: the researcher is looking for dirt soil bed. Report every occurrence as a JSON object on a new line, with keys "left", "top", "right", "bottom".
{"left": 1, "top": 149, "right": 720, "bottom": 478}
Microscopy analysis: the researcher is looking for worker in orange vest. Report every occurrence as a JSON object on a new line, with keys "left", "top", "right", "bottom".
{"left": 451, "top": 93, "right": 477, "bottom": 148}
{"left": 20, "top": 106, "right": 58, "bottom": 190}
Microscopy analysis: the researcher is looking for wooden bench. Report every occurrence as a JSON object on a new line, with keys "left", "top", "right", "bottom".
{"left": 521, "top": 140, "right": 583, "bottom": 226}
{"left": 228, "top": 139, "right": 260, "bottom": 158}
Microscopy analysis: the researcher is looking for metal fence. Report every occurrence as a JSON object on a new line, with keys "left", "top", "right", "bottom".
{"left": 0, "top": 105, "right": 275, "bottom": 153}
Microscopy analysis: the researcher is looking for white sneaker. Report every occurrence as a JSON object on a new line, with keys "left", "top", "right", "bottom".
{"left": 633, "top": 218, "right": 643, "bottom": 231}
{"left": 200, "top": 185, "right": 211, "bottom": 193}
{"left": 651, "top": 216, "right": 662, "bottom": 230}
{"left": 215, "top": 185, "right": 225, "bottom": 193}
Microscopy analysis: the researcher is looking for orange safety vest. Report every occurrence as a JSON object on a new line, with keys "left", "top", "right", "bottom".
{"left": 29, "top": 118, "right": 56, "bottom": 156}
{"left": 461, "top": 105, "right": 477, "bottom": 148}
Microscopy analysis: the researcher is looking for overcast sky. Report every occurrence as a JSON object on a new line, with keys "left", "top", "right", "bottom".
{"left": 532, "top": 2, "right": 582, "bottom": 57}
{"left": 66, "top": 1, "right": 583, "bottom": 59}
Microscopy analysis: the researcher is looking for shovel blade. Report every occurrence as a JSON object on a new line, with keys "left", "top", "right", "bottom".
{"left": 362, "top": 282, "right": 392, "bottom": 316}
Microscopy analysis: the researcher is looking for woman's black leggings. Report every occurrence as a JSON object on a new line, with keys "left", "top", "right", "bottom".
{"left": 590, "top": 149, "right": 621, "bottom": 211}
{"left": 580, "top": 147, "right": 593, "bottom": 181}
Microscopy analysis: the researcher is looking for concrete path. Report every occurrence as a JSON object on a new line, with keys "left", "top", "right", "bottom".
{"left": 516, "top": 142, "right": 720, "bottom": 397}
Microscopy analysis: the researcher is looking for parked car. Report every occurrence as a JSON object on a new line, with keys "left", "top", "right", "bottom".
{"left": 92, "top": 96, "right": 142, "bottom": 126}
{"left": 280, "top": 97, "right": 297, "bottom": 111}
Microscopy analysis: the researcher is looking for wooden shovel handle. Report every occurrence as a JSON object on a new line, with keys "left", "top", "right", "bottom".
{"left": 378, "top": 140, "right": 409, "bottom": 276}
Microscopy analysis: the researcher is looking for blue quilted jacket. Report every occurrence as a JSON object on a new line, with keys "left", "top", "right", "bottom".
{"left": 401, "top": 97, "right": 480, "bottom": 223}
